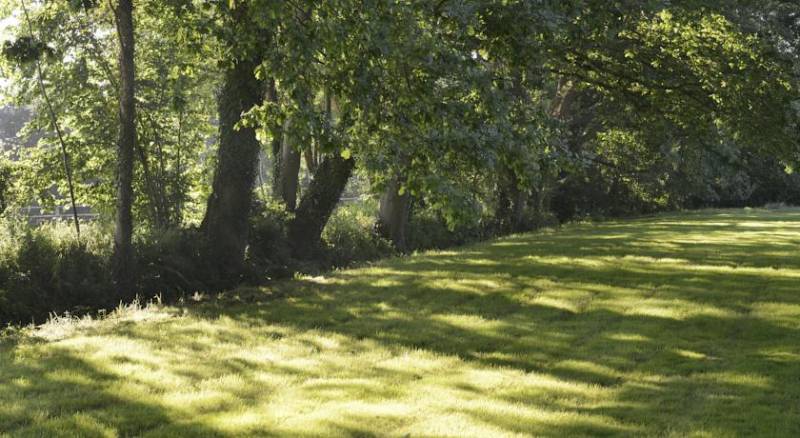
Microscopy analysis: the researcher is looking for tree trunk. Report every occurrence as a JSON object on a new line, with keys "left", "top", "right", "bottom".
{"left": 201, "top": 57, "right": 263, "bottom": 281}
{"left": 20, "top": 0, "right": 82, "bottom": 239}
{"left": 303, "top": 144, "right": 318, "bottom": 175}
{"left": 113, "top": 0, "right": 136, "bottom": 298}
{"left": 377, "top": 178, "right": 411, "bottom": 251}
{"left": 279, "top": 118, "right": 301, "bottom": 211}
{"left": 510, "top": 181, "right": 527, "bottom": 231}
{"left": 495, "top": 169, "right": 512, "bottom": 233}
{"left": 267, "top": 79, "right": 283, "bottom": 198}
{"left": 495, "top": 165, "right": 527, "bottom": 233}
{"left": 288, "top": 154, "right": 355, "bottom": 258}
{"left": 550, "top": 79, "right": 576, "bottom": 120}
{"left": 134, "top": 134, "right": 169, "bottom": 228}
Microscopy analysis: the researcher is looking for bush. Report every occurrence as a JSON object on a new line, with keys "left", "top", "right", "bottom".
{"left": 0, "top": 220, "right": 217, "bottom": 324}
{"left": 135, "top": 227, "right": 209, "bottom": 300}
{"left": 246, "top": 199, "right": 295, "bottom": 279}
{"left": 763, "top": 202, "right": 791, "bottom": 210}
{"left": 526, "top": 209, "right": 560, "bottom": 230}
{"left": 322, "top": 200, "right": 394, "bottom": 266}
{"left": 406, "top": 208, "right": 485, "bottom": 252}
{"left": 0, "top": 220, "right": 112, "bottom": 324}
{"left": 0, "top": 197, "right": 563, "bottom": 325}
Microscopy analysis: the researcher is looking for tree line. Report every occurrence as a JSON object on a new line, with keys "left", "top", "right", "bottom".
{"left": 0, "top": 0, "right": 798, "bottom": 320}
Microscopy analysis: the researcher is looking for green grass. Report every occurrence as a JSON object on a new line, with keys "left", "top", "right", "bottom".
{"left": 2, "top": 208, "right": 800, "bottom": 437}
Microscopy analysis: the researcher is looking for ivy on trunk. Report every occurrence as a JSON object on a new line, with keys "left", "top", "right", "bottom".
{"left": 201, "top": 58, "right": 263, "bottom": 282}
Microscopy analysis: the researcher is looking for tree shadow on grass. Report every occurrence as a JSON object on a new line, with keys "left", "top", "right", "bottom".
{"left": 174, "top": 273, "right": 799, "bottom": 436}
{"left": 3, "top": 209, "right": 799, "bottom": 436}
{"left": 180, "top": 210, "right": 800, "bottom": 436}
{"left": 0, "top": 340, "right": 228, "bottom": 437}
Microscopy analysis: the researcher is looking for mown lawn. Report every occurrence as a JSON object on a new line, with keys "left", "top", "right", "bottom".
{"left": 2, "top": 209, "right": 800, "bottom": 437}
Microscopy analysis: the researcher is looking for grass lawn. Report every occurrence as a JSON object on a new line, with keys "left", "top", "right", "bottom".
{"left": 2, "top": 208, "right": 800, "bottom": 437}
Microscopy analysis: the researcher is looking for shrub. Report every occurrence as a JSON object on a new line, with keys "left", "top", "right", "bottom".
{"left": 764, "top": 202, "right": 790, "bottom": 210}
{"left": 406, "top": 208, "right": 485, "bottom": 252}
{"left": 322, "top": 200, "right": 394, "bottom": 266}
{"left": 0, "top": 197, "right": 561, "bottom": 325}
{"left": 247, "top": 199, "right": 295, "bottom": 279}
{"left": 0, "top": 220, "right": 112, "bottom": 324}
{"left": 525, "top": 208, "right": 560, "bottom": 231}
{"left": 135, "top": 227, "right": 208, "bottom": 300}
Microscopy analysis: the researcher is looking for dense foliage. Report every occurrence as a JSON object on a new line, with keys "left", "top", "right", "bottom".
{"left": 0, "top": 0, "right": 797, "bottom": 323}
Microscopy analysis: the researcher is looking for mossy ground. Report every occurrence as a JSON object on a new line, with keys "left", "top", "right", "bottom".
{"left": 2, "top": 209, "right": 799, "bottom": 437}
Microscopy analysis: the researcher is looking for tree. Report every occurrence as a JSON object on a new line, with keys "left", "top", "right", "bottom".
{"left": 200, "top": 2, "right": 270, "bottom": 281}
{"left": 377, "top": 176, "right": 411, "bottom": 251}
{"left": 18, "top": 0, "right": 81, "bottom": 238}
{"left": 277, "top": 117, "right": 301, "bottom": 211}
{"left": 0, "top": 0, "right": 217, "bottom": 227}
{"left": 201, "top": 56, "right": 264, "bottom": 281}
{"left": 287, "top": 153, "right": 355, "bottom": 258}
{"left": 112, "top": 0, "right": 136, "bottom": 298}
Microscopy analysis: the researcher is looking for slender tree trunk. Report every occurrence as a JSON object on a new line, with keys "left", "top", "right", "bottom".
{"left": 549, "top": 78, "right": 575, "bottom": 119}
{"left": 495, "top": 182, "right": 512, "bottom": 233}
{"left": 279, "top": 118, "right": 301, "bottom": 211}
{"left": 303, "top": 144, "right": 318, "bottom": 175}
{"left": 495, "top": 165, "right": 528, "bottom": 233}
{"left": 201, "top": 57, "right": 263, "bottom": 280}
{"left": 307, "top": 90, "right": 332, "bottom": 175}
{"left": 493, "top": 70, "right": 532, "bottom": 234}
{"left": 112, "top": 0, "right": 136, "bottom": 298}
{"left": 510, "top": 179, "right": 527, "bottom": 231}
{"left": 20, "top": 0, "right": 81, "bottom": 239}
{"left": 133, "top": 124, "right": 171, "bottom": 228}
{"left": 288, "top": 154, "right": 355, "bottom": 258}
{"left": 135, "top": 141, "right": 159, "bottom": 226}
{"left": 174, "top": 107, "right": 184, "bottom": 224}
{"left": 267, "top": 79, "right": 283, "bottom": 198}
{"left": 377, "top": 177, "right": 411, "bottom": 251}
{"left": 256, "top": 150, "right": 269, "bottom": 201}
{"left": 142, "top": 112, "right": 172, "bottom": 227}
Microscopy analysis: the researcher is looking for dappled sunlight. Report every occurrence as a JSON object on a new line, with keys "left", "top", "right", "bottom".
{"left": 605, "top": 332, "right": 651, "bottom": 342}
{"left": 750, "top": 302, "right": 800, "bottom": 330}
{"left": 697, "top": 372, "right": 772, "bottom": 389}
{"left": 2, "top": 209, "right": 800, "bottom": 436}
{"left": 673, "top": 349, "right": 708, "bottom": 360}
{"left": 602, "top": 295, "right": 739, "bottom": 321}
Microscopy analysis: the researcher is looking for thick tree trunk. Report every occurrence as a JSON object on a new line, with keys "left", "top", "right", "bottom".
{"left": 113, "top": 0, "right": 136, "bottom": 298}
{"left": 202, "top": 58, "right": 263, "bottom": 280}
{"left": 377, "top": 178, "right": 411, "bottom": 251}
{"left": 279, "top": 118, "right": 301, "bottom": 211}
{"left": 288, "top": 154, "right": 355, "bottom": 258}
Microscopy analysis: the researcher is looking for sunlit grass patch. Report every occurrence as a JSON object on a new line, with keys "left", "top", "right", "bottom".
{"left": 2, "top": 208, "right": 800, "bottom": 436}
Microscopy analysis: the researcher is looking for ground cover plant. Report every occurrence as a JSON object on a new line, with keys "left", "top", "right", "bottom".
{"left": 2, "top": 208, "right": 798, "bottom": 437}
